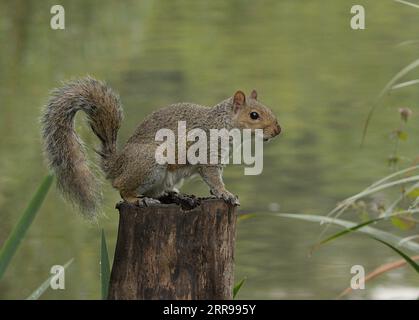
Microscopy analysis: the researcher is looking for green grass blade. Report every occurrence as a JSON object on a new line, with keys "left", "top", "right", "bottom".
{"left": 391, "top": 79, "right": 419, "bottom": 90}
{"left": 319, "top": 210, "right": 419, "bottom": 247}
{"left": 26, "top": 258, "right": 74, "bottom": 300}
{"left": 319, "top": 218, "right": 381, "bottom": 246}
{"left": 0, "top": 174, "right": 54, "bottom": 280}
{"left": 320, "top": 173, "right": 419, "bottom": 239}
{"left": 362, "top": 165, "right": 419, "bottom": 192}
{"left": 372, "top": 237, "right": 419, "bottom": 273}
{"left": 378, "top": 57, "right": 419, "bottom": 98}
{"left": 276, "top": 213, "right": 419, "bottom": 252}
{"left": 382, "top": 182, "right": 419, "bottom": 218}
{"left": 362, "top": 57, "right": 419, "bottom": 144}
{"left": 340, "top": 176, "right": 419, "bottom": 207}
{"left": 233, "top": 277, "right": 246, "bottom": 299}
{"left": 396, "top": 40, "right": 419, "bottom": 47}
{"left": 394, "top": 0, "right": 419, "bottom": 10}
{"left": 361, "top": 102, "right": 379, "bottom": 146}
{"left": 238, "top": 214, "right": 256, "bottom": 222}
{"left": 318, "top": 166, "right": 419, "bottom": 240}
{"left": 100, "top": 229, "right": 111, "bottom": 300}
{"left": 397, "top": 235, "right": 419, "bottom": 248}
{"left": 326, "top": 167, "right": 419, "bottom": 219}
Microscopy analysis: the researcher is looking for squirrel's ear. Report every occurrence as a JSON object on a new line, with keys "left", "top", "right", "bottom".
{"left": 250, "top": 89, "right": 258, "bottom": 100}
{"left": 233, "top": 90, "right": 246, "bottom": 113}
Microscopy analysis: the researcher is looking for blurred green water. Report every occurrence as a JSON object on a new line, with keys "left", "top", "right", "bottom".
{"left": 0, "top": 0, "right": 418, "bottom": 299}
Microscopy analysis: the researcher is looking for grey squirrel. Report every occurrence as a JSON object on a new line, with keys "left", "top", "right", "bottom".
{"left": 41, "top": 77, "right": 281, "bottom": 219}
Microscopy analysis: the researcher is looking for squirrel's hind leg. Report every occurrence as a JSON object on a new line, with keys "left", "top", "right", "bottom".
{"left": 112, "top": 143, "right": 167, "bottom": 204}
{"left": 118, "top": 190, "right": 161, "bottom": 207}
{"left": 119, "top": 189, "right": 140, "bottom": 204}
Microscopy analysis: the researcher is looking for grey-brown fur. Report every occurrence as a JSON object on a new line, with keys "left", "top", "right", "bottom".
{"left": 41, "top": 77, "right": 123, "bottom": 218}
{"left": 41, "top": 77, "right": 280, "bottom": 219}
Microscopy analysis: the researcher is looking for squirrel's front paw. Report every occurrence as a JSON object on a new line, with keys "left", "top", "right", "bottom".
{"left": 211, "top": 189, "right": 240, "bottom": 206}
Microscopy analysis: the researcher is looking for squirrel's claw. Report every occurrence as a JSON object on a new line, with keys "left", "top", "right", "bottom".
{"left": 227, "top": 194, "right": 240, "bottom": 206}
{"left": 211, "top": 189, "right": 240, "bottom": 207}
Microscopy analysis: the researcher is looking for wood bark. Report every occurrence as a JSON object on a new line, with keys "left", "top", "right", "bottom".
{"left": 108, "top": 198, "right": 237, "bottom": 300}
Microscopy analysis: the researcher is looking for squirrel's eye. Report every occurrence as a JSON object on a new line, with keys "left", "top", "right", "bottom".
{"left": 250, "top": 112, "right": 259, "bottom": 120}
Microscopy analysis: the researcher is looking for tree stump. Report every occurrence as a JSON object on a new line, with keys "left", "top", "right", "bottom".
{"left": 108, "top": 196, "right": 237, "bottom": 300}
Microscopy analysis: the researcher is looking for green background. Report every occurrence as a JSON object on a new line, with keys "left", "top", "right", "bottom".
{"left": 0, "top": 0, "right": 418, "bottom": 299}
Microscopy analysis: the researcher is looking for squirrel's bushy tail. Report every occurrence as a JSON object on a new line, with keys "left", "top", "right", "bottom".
{"left": 41, "top": 77, "right": 123, "bottom": 218}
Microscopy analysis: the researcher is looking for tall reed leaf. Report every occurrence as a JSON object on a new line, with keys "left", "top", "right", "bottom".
{"left": 26, "top": 258, "right": 74, "bottom": 300}
{"left": 100, "top": 229, "right": 111, "bottom": 300}
{"left": 0, "top": 174, "right": 53, "bottom": 280}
